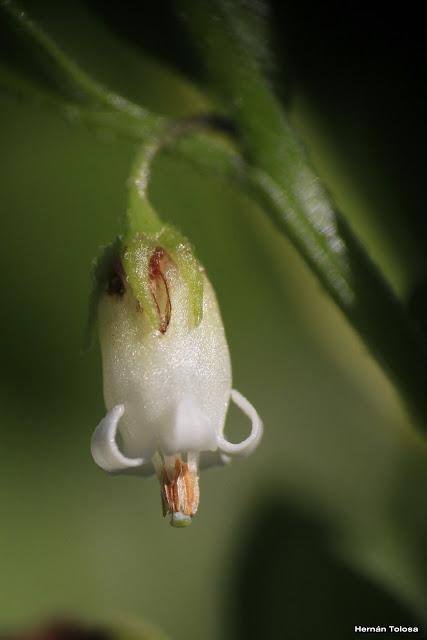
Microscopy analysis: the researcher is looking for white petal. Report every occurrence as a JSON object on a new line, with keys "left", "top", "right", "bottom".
{"left": 91, "top": 404, "right": 146, "bottom": 473}
{"left": 217, "top": 389, "right": 263, "bottom": 457}
{"left": 98, "top": 269, "right": 231, "bottom": 459}
{"left": 161, "top": 394, "right": 217, "bottom": 454}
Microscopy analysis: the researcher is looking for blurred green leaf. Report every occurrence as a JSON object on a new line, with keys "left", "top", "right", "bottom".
{"left": 0, "top": 0, "right": 164, "bottom": 141}
{"left": 229, "top": 499, "right": 426, "bottom": 639}
{"left": 178, "top": 0, "right": 427, "bottom": 431}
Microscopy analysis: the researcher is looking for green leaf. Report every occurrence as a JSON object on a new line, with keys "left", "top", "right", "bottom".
{"left": 232, "top": 500, "right": 426, "bottom": 637}
{"left": 178, "top": 0, "right": 427, "bottom": 430}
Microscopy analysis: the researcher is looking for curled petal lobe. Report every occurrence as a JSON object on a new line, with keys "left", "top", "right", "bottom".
{"left": 91, "top": 404, "right": 146, "bottom": 473}
{"left": 217, "top": 389, "right": 263, "bottom": 457}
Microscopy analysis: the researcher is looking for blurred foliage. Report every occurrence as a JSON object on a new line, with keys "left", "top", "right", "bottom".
{"left": 230, "top": 499, "right": 426, "bottom": 639}
{"left": 0, "top": 1, "right": 426, "bottom": 639}
{"left": 2, "top": 617, "right": 168, "bottom": 640}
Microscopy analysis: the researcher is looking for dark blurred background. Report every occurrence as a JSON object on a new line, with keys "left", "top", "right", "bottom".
{"left": 1, "top": 2, "right": 426, "bottom": 639}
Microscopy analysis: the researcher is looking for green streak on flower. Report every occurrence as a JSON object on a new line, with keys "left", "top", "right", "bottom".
{"left": 122, "top": 226, "right": 203, "bottom": 332}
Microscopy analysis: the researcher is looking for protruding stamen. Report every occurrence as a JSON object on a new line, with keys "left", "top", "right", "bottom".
{"left": 159, "top": 455, "right": 200, "bottom": 524}
{"left": 149, "top": 247, "right": 171, "bottom": 334}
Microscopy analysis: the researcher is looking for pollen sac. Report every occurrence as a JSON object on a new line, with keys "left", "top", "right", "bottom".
{"left": 148, "top": 246, "right": 172, "bottom": 333}
{"left": 160, "top": 457, "right": 200, "bottom": 526}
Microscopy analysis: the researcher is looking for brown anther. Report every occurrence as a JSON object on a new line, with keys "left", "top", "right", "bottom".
{"left": 160, "top": 458, "right": 199, "bottom": 517}
{"left": 149, "top": 247, "right": 172, "bottom": 333}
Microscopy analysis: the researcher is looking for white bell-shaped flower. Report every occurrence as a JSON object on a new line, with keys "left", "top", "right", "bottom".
{"left": 91, "top": 239, "right": 262, "bottom": 527}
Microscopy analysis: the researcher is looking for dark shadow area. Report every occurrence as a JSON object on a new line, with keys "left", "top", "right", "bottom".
{"left": 332, "top": 212, "right": 427, "bottom": 430}
{"left": 269, "top": 2, "right": 427, "bottom": 284}
{"left": 228, "top": 498, "right": 425, "bottom": 640}
{"left": 407, "top": 279, "right": 427, "bottom": 340}
{"left": 387, "top": 445, "right": 427, "bottom": 618}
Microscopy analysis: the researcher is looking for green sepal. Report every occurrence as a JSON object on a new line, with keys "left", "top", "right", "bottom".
{"left": 87, "top": 225, "right": 203, "bottom": 343}
{"left": 122, "top": 224, "right": 204, "bottom": 331}
{"left": 157, "top": 225, "right": 204, "bottom": 327}
{"left": 122, "top": 232, "right": 159, "bottom": 329}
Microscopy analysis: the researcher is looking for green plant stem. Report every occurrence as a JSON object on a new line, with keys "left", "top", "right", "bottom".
{"left": 125, "top": 119, "right": 241, "bottom": 235}
{"left": 1, "top": 0, "right": 147, "bottom": 116}
{"left": 0, "top": 64, "right": 165, "bottom": 142}
{"left": 179, "top": 0, "right": 427, "bottom": 430}
{"left": 126, "top": 141, "right": 165, "bottom": 237}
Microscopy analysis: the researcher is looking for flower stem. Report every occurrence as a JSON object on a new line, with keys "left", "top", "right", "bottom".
{"left": 126, "top": 141, "right": 165, "bottom": 237}
{"left": 1, "top": 0, "right": 137, "bottom": 112}
{"left": 0, "top": 0, "right": 161, "bottom": 139}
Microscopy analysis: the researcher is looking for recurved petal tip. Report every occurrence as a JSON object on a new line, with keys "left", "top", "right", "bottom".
{"left": 91, "top": 404, "right": 146, "bottom": 473}
{"left": 217, "top": 389, "right": 263, "bottom": 457}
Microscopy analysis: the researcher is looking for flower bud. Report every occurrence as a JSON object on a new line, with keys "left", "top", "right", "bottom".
{"left": 91, "top": 230, "right": 262, "bottom": 527}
